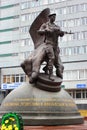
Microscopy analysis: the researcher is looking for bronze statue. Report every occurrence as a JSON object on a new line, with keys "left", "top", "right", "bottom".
{"left": 37, "top": 13, "right": 64, "bottom": 80}
{"left": 21, "top": 8, "right": 73, "bottom": 84}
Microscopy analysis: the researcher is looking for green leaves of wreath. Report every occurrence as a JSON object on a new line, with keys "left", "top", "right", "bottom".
{"left": 1, "top": 112, "right": 23, "bottom": 130}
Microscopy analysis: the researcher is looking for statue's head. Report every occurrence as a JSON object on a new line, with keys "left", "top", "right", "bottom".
{"left": 48, "top": 13, "right": 56, "bottom": 22}
{"left": 48, "top": 13, "right": 56, "bottom": 17}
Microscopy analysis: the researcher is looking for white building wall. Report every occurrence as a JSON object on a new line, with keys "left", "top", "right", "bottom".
{"left": 0, "top": 31, "right": 20, "bottom": 41}
{"left": 0, "top": 19, "right": 20, "bottom": 30}
{"left": 0, "top": 0, "right": 87, "bottom": 92}
{"left": 0, "top": 6, "right": 20, "bottom": 18}
{"left": 0, "top": 0, "right": 21, "bottom": 6}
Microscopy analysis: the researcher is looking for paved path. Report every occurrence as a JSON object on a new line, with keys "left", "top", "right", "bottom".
{"left": 24, "top": 120, "right": 87, "bottom": 130}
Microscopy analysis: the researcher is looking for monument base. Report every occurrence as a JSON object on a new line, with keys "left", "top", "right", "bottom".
{"left": 0, "top": 82, "right": 84, "bottom": 125}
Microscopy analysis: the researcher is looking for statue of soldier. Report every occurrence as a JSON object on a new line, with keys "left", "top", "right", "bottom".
{"left": 21, "top": 8, "right": 73, "bottom": 83}
{"left": 38, "top": 13, "right": 64, "bottom": 80}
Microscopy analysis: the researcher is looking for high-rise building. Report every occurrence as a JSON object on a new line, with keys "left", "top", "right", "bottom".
{"left": 0, "top": 0, "right": 87, "bottom": 115}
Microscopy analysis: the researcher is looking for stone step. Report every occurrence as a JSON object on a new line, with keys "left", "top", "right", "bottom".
{"left": 24, "top": 119, "right": 87, "bottom": 130}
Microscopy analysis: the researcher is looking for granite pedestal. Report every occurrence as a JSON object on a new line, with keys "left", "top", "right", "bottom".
{"left": 0, "top": 79, "right": 84, "bottom": 125}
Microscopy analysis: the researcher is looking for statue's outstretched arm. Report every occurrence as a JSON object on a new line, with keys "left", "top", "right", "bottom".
{"left": 38, "top": 23, "right": 53, "bottom": 36}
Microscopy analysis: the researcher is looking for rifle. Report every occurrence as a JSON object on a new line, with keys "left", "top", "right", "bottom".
{"left": 63, "top": 30, "right": 74, "bottom": 34}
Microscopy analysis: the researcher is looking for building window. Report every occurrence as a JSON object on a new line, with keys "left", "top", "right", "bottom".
{"left": 21, "top": 2, "right": 26, "bottom": 10}
{"left": 3, "top": 74, "right": 26, "bottom": 83}
{"left": 72, "top": 32, "right": 80, "bottom": 40}
{"left": 63, "top": 69, "right": 87, "bottom": 81}
{"left": 21, "top": 39, "right": 32, "bottom": 46}
{"left": 21, "top": 2, "right": 29, "bottom": 9}
{"left": 19, "top": 51, "right": 31, "bottom": 60}
{"left": 79, "top": 70, "right": 84, "bottom": 79}
{"left": 30, "top": 1, "right": 36, "bottom": 7}
{"left": 63, "top": 70, "right": 78, "bottom": 80}
{"left": 20, "top": 74, "right": 26, "bottom": 82}
{"left": 81, "top": 17, "right": 87, "bottom": 25}
{"left": 68, "top": 5, "right": 79, "bottom": 14}
{"left": 74, "top": 5, "right": 79, "bottom": 13}
{"left": 82, "top": 31, "right": 87, "bottom": 39}
{"left": 62, "top": 35, "right": 67, "bottom": 42}
{"left": 20, "top": 26, "right": 29, "bottom": 33}
{"left": 68, "top": 19, "right": 74, "bottom": 27}
{"left": 48, "top": 0, "right": 54, "bottom": 4}
{"left": 80, "top": 3, "right": 87, "bottom": 12}
{"left": 59, "top": 20, "right": 67, "bottom": 27}
{"left": 62, "top": 7, "right": 67, "bottom": 14}
{"left": 40, "top": 0, "right": 48, "bottom": 5}
{"left": 76, "top": 91, "right": 81, "bottom": 99}
{"left": 15, "top": 74, "right": 19, "bottom": 82}
{"left": 68, "top": 6, "right": 74, "bottom": 14}
{"left": 82, "top": 90, "right": 86, "bottom": 98}
{"left": 21, "top": 15, "right": 26, "bottom": 21}
{"left": 21, "top": 13, "right": 33, "bottom": 22}
{"left": 68, "top": 35, "right": 72, "bottom": 41}
{"left": 3, "top": 75, "right": 7, "bottom": 83}
{"left": 71, "top": 70, "right": 79, "bottom": 80}
{"left": 79, "top": 46, "right": 86, "bottom": 54}
{"left": 6, "top": 75, "right": 10, "bottom": 83}
{"left": 21, "top": 1, "right": 41, "bottom": 9}
{"left": 64, "top": 71, "right": 72, "bottom": 80}
{"left": 74, "top": 18, "right": 81, "bottom": 26}
{"left": 60, "top": 45, "right": 87, "bottom": 56}
{"left": 11, "top": 75, "right": 15, "bottom": 83}
{"left": 86, "top": 91, "right": 87, "bottom": 98}
{"left": 68, "top": 90, "right": 87, "bottom": 99}
{"left": 85, "top": 69, "right": 87, "bottom": 78}
{"left": 11, "top": 40, "right": 19, "bottom": 44}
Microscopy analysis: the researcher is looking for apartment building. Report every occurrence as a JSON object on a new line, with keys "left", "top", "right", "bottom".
{"left": 0, "top": 0, "right": 87, "bottom": 114}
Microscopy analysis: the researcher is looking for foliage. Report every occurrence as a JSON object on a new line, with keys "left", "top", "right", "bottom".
{"left": 1, "top": 112, "right": 23, "bottom": 130}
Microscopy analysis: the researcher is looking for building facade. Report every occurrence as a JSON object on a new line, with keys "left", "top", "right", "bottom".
{"left": 0, "top": 0, "right": 87, "bottom": 115}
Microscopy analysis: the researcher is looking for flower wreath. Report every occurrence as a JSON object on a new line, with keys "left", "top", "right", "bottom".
{"left": 1, "top": 112, "right": 23, "bottom": 130}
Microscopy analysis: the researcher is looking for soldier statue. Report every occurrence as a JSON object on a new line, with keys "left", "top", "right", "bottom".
{"left": 21, "top": 8, "right": 73, "bottom": 84}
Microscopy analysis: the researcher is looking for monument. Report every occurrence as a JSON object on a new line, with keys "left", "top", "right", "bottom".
{"left": 0, "top": 8, "right": 84, "bottom": 125}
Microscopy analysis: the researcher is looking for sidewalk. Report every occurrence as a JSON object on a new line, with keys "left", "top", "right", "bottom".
{"left": 24, "top": 119, "right": 87, "bottom": 130}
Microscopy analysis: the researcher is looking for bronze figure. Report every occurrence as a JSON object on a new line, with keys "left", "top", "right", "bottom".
{"left": 37, "top": 13, "right": 64, "bottom": 80}
{"left": 21, "top": 8, "right": 73, "bottom": 84}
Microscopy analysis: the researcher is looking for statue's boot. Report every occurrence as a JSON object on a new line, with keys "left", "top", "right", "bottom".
{"left": 49, "top": 69, "right": 54, "bottom": 81}
{"left": 49, "top": 75, "right": 54, "bottom": 81}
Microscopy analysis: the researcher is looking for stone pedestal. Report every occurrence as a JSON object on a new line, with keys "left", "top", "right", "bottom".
{"left": 0, "top": 81, "right": 84, "bottom": 125}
